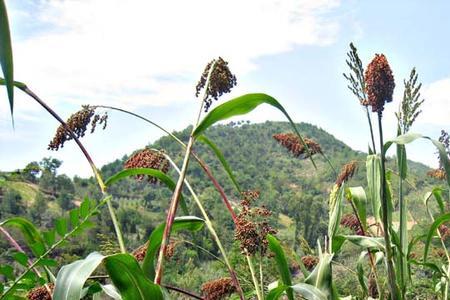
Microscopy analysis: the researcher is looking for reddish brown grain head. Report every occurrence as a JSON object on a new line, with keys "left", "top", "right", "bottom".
{"left": 273, "top": 133, "right": 321, "bottom": 159}
{"left": 301, "top": 255, "right": 319, "bottom": 271}
{"left": 27, "top": 283, "right": 54, "bottom": 300}
{"left": 427, "top": 169, "right": 447, "bottom": 181}
{"left": 124, "top": 149, "right": 169, "bottom": 184}
{"left": 201, "top": 278, "right": 236, "bottom": 300}
{"left": 336, "top": 160, "right": 358, "bottom": 187}
{"left": 340, "top": 213, "right": 363, "bottom": 235}
{"left": 196, "top": 57, "right": 237, "bottom": 112}
{"left": 364, "top": 54, "right": 395, "bottom": 114}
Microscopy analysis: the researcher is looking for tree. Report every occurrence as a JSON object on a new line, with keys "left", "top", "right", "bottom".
{"left": 29, "top": 192, "right": 48, "bottom": 225}
{"left": 0, "top": 189, "right": 26, "bottom": 217}
{"left": 39, "top": 157, "right": 62, "bottom": 175}
{"left": 22, "top": 161, "right": 41, "bottom": 183}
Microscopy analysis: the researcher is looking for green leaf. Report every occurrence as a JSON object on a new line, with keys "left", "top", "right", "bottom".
{"left": 424, "top": 187, "right": 445, "bottom": 216}
{"left": 105, "top": 168, "right": 188, "bottom": 214}
{"left": 192, "top": 93, "right": 317, "bottom": 168}
{"left": 142, "top": 216, "right": 205, "bottom": 280}
{"left": 36, "top": 258, "right": 58, "bottom": 267}
{"left": 356, "top": 251, "right": 368, "bottom": 296}
{"left": 80, "top": 198, "right": 90, "bottom": 219}
{"left": 347, "top": 187, "right": 368, "bottom": 231}
{"left": 13, "top": 252, "right": 28, "bottom": 267}
{"left": 69, "top": 209, "right": 80, "bottom": 228}
{"left": 384, "top": 133, "right": 450, "bottom": 187}
{"left": 267, "top": 234, "right": 294, "bottom": 300}
{"left": 0, "top": 0, "right": 14, "bottom": 116}
{"left": 197, "top": 134, "right": 241, "bottom": 193}
{"left": 328, "top": 184, "right": 344, "bottom": 252}
{"left": 305, "top": 252, "right": 334, "bottom": 298}
{"left": 366, "top": 154, "right": 382, "bottom": 223}
{"left": 342, "top": 235, "right": 385, "bottom": 251}
{"left": 0, "top": 217, "right": 46, "bottom": 257}
{"left": 104, "top": 254, "right": 163, "bottom": 300}
{"left": 424, "top": 212, "right": 450, "bottom": 261}
{"left": 267, "top": 284, "right": 326, "bottom": 300}
{"left": 55, "top": 218, "right": 68, "bottom": 237}
{"left": 53, "top": 252, "right": 105, "bottom": 300}
{"left": 43, "top": 230, "right": 56, "bottom": 247}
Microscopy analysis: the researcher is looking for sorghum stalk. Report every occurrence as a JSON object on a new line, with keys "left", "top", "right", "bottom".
{"left": 162, "top": 153, "right": 245, "bottom": 299}
{"left": 366, "top": 107, "right": 377, "bottom": 154}
{"left": 17, "top": 85, "right": 126, "bottom": 253}
{"left": 154, "top": 61, "right": 217, "bottom": 285}
{"left": 377, "top": 113, "right": 400, "bottom": 299}
{"left": 246, "top": 252, "right": 263, "bottom": 300}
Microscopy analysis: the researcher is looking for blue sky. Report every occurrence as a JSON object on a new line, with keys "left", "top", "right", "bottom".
{"left": 1, "top": 0, "right": 449, "bottom": 177}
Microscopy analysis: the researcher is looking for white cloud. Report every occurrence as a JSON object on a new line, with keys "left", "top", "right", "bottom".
{"left": 419, "top": 78, "right": 450, "bottom": 127}
{"left": 8, "top": 0, "right": 340, "bottom": 113}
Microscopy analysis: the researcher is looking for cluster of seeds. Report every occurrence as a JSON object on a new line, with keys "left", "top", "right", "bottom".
{"left": 439, "top": 224, "right": 450, "bottom": 240}
{"left": 48, "top": 105, "right": 108, "bottom": 150}
{"left": 427, "top": 168, "right": 447, "bottom": 180}
{"left": 27, "top": 283, "right": 54, "bottom": 300}
{"left": 132, "top": 240, "right": 176, "bottom": 262}
{"left": 301, "top": 255, "right": 319, "bottom": 271}
{"left": 340, "top": 213, "right": 364, "bottom": 235}
{"left": 234, "top": 190, "right": 276, "bottom": 256}
{"left": 201, "top": 278, "right": 236, "bottom": 300}
{"left": 364, "top": 54, "right": 395, "bottom": 114}
{"left": 273, "top": 133, "right": 322, "bottom": 159}
{"left": 124, "top": 149, "right": 169, "bottom": 184}
{"left": 195, "top": 57, "right": 237, "bottom": 112}
{"left": 336, "top": 161, "right": 358, "bottom": 187}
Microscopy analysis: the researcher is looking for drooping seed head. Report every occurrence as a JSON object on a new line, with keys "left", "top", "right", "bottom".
{"left": 364, "top": 54, "right": 395, "bottom": 114}
{"left": 124, "top": 149, "right": 169, "bottom": 184}
{"left": 133, "top": 243, "right": 148, "bottom": 262}
{"left": 273, "top": 133, "right": 322, "bottom": 159}
{"left": 27, "top": 283, "right": 54, "bottom": 300}
{"left": 336, "top": 160, "right": 358, "bottom": 187}
{"left": 234, "top": 191, "right": 276, "bottom": 256}
{"left": 48, "top": 106, "right": 108, "bottom": 151}
{"left": 201, "top": 278, "right": 236, "bottom": 300}
{"left": 196, "top": 57, "right": 237, "bottom": 112}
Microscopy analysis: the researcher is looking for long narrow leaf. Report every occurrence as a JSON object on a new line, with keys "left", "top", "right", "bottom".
{"left": 0, "top": 217, "right": 46, "bottom": 256}
{"left": 104, "top": 254, "right": 163, "bottom": 300}
{"left": 0, "top": 0, "right": 14, "bottom": 116}
{"left": 424, "top": 213, "right": 450, "bottom": 261}
{"left": 347, "top": 187, "right": 368, "bottom": 231}
{"left": 197, "top": 134, "right": 241, "bottom": 193}
{"left": 267, "top": 234, "right": 294, "bottom": 300}
{"left": 305, "top": 252, "right": 334, "bottom": 298}
{"left": 142, "top": 216, "right": 205, "bottom": 280}
{"left": 53, "top": 252, "right": 105, "bottom": 300}
{"left": 267, "top": 284, "right": 326, "bottom": 300}
{"left": 366, "top": 154, "right": 382, "bottom": 223}
{"left": 192, "top": 93, "right": 317, "bottom": 168}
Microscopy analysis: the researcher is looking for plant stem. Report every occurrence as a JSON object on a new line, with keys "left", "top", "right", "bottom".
{"left": 246, "top": 252, "right": 263, "bottom": 300}
{"left": 377, "top": 113, "right": 400, "bottom": 299}
{"left": 93, "top": 105, "right": 237, "bottom": 220}
{"left": 398, "top": 150, "right": 407, "bottom": 297}
{"left": 163, "top": 153, "right": 245, "bottom": 299}
{"left": 154, "top": 61, "right": 216, "bottom": 284}
{"left": 163, "top": 284, "right": 204, "bottom": 300}
{"left": 18, "top": 86, "right": 126, "bottom": 253}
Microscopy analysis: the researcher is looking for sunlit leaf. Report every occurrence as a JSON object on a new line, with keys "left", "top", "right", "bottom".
{"left": 267, "top": 234, "right": 294, "bottom": 300}
{"left": 0, "top": 0, "right": 14, "bottom": 116}
{"left": 424, "top": 213, "right": 450, "bottom": 261}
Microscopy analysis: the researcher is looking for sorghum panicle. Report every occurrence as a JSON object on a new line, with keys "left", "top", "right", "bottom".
{"left": 201, "top": 278, "right": 236, "bottom": 300}
{"left": 336, "top": 160, "right": 358, "bottom": 187}
{"left": 364, "top": 54, "right": 395, "bottom": 114}
{"left": 27, "top": 283, "right": 54, "bottom": 300}
{"left": 133, "top": 243, "right": 148, "bottom": 262}
{"left": 340, "top": 213, "right": 364, "bottom": 235}
{"left": 234, "top": 190, "right": 276, "bottom": 256}
{"left": 48, "top": 105, "right": 109, "bottom": 150}
{"left": 273, "top": 133, "right": 322, "bottom": 159}
{"left": 196, "top": 57, "right": 237, "bottom": 112}
{"left": 301, "top": 255, "right": 319, "bottom": 271}
{"left": 124, "top": 149, "right": 169, "bottom": 184}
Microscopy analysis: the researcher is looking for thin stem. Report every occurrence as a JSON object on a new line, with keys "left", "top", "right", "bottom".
{"left": 154, "top": 61, "right": 216, "bottom": 284}
{"left": 377, "top": 113, "right": 400, "bottom": 299}
{"left": 162, "top": 153, "right": 245, "bottom": 299}
{"left": 398, "top": 152, "right": 407, "bottom": 296}
{"left": 18, "top": 86, "right": 126, "bottom": 253}
{"left": 259, "top": 252, "right": 264, "bottom": 300}
{"left": 246, "top": 252, "right": 263, "bottom": 300}
{"left": 163, "top": 284, "right": 204, "bottom": 300}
